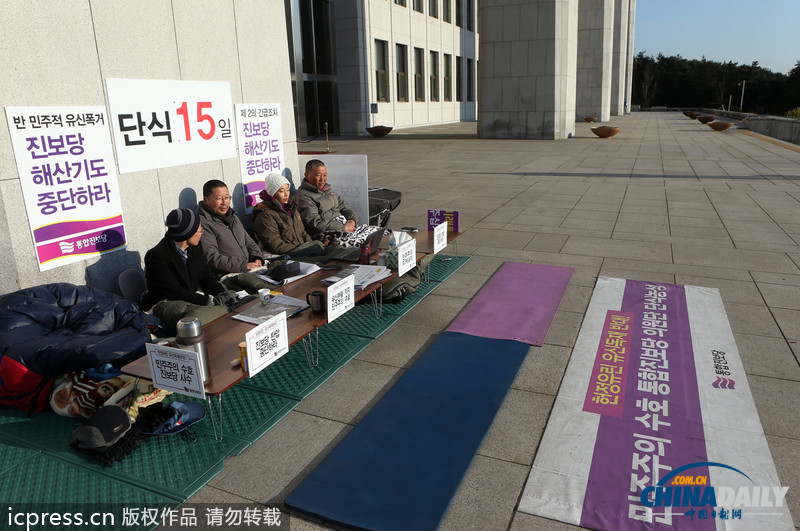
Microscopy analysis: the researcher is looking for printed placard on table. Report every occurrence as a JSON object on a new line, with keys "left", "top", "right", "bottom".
{"left": 245, "top": 312, "right": 289, "bottom": 378}
{"left": 397, "top": 238, "right": 417, "bottom": 277}
{"left": 5, "top": 106, "right": 127, "bottom": 272}
{"left": 145, "top": 343, "right": 205, "bottom": 399}
{"left": 327, "top": 274, "right": 355, "bottom": 324}
{"left": 235, "top": 103, "right": 285, "bottom": 213}
{"left": 427, "top": 209, "right": 459, "bottom": 232}
{"left": 106, "top": 78, "right": 236, "bottom": 173}
{"left": 432, "top": 221, "right": 448, "bottom": 254}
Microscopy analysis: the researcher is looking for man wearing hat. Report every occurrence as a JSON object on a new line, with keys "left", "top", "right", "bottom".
{"left": 141, "top": 208, "right": 230, "bottom": 330}
{"left": 251, "top": 173, "right": 326, "bottom": 257}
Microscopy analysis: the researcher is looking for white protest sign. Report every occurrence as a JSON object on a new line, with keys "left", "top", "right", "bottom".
{"left": 245, "top": 311, "right": 289, "bottom": 377}
{"left": 106, "top": 78, "right": 236, "bottom": 173}
{"left": 327, "top": 274, "right": 355, "bottom": 323}
{"left": 235, "top": 103, "right": 285, "bottom": 214}
{"left": 397, "top": 238, "right": 417, "bottom": 277}
{"left": 297, "top": 154, "right": 369, "bottom": 225}
{"left": 5, "top": 106, "right": 126, "bottom": 272}
{"left": 433, "top": 221, "right": 448, "bottom": 254}
{"left": 146, "top": 343, "right": 206, "bottom": 399}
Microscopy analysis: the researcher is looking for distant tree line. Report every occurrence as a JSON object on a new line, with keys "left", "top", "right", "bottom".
{"left": 632, "top": 53, "right": 800, "bottom": 116}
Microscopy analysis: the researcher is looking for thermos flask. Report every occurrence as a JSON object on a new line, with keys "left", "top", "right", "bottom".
{"left": 175, "top": 317, "right": 211, "bottom": 384}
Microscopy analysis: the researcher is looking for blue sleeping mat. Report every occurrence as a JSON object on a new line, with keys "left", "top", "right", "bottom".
{"left": 285, "top": 331, "right": 530, "bottom": 530}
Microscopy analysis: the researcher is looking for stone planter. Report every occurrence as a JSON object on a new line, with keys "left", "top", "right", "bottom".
{"left": 590, "top": 126, "right": 622, "bottom": 139}
{"left": 709, "top": 122, "right": 733, "bottom": 131}
{"left": 366, "top": 126, "right": 393, "bottom": 137}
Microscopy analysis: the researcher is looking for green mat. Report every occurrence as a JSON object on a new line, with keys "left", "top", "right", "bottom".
{"left": 167, "top": 386, "right": 298, "bottom": 453}
{"left": 239, "top": 331, "right": 371, "bottom": 399}
{"left": 0, "top": 253, "right": 470, "bottom": 529}
{"left": 425, "top": 254, "right": 471, "bottom": 282}
{"left": 0, "top": 407, "right": 80, "bottom": 450}
{"left": 1, "top": 453, "right": 181, "bottom": 530}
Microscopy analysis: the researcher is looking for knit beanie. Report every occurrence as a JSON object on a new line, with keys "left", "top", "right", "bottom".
{"left": 165, "top": 208, "right": 200, "bottom": 241}
{"left": 264, "top": 173, "right": 290, "bottom": 197}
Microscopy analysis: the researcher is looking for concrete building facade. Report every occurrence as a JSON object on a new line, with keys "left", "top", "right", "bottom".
{"left": 478, "top": 0, "right": 635, "bottom": 139}
{"left": 291, "top": 0, "right": 480, "bottom": 137}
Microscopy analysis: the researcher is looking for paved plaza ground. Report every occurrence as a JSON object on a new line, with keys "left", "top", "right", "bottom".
{"left": 189, "top": 112, "right": 800, "bottom": 530}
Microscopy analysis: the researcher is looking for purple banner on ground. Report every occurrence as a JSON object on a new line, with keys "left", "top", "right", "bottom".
{"left": 580, "top": 281, "right": 712, "bottom": 530}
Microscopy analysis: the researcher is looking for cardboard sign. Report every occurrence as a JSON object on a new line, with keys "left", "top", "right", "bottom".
{"left": 427, "top": 209, "right": 459, "bottom": 232}
{"left": 433, "top": 221, "right": 448, "bottom": 254}
{"left": 327, "top": 274, "right": 355, "bottom": 323}
{"left": 235, "top": 103, "right": 285, "bottom": 214}
{"left": 245, "top": 311, "right": 289, "bottom": 377}
{"left": 106, "top": 78, "right": 236, "bottom": 173}
{"left": 146, "top": 343, "right": 205, "bottom": 399}
{"left": 5, "top": 106, "right": 126, "bottom": 272}
{"left": 397, "top": 238, "right": 417, "bottom": 277}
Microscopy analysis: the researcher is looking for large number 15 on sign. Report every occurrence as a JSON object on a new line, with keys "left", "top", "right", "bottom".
{"left": 106, "top": 78, "right": 237, "bottom": 173}
{"left": 176, "top": 101, "right": 216, "bottom": 140}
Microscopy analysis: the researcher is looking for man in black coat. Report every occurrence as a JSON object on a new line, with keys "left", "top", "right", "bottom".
{"left": 141, "top": 208, "right": 230, "bottom": 330}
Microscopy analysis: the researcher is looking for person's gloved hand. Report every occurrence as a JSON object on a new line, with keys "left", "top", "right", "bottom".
{"left": 213, "top": 290, "right": 238, "bottom": 308}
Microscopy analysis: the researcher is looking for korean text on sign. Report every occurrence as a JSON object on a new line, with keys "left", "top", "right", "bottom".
{"left": 106, "top": 78, "right": 236, "bottom": 173}
{"left": 5, "top": 105, "right": 126, "bottom": 272}
{"left": 583, "top": 311, "right": 634, "bottom": 417}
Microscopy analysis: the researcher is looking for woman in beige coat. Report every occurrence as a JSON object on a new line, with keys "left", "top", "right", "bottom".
{"left": 252, "top": 173, "right": 325, "bottom": 257}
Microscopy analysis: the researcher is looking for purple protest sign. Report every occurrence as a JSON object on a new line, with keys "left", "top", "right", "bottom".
{"left": 427, "top": 209, "right": 459, "bottom": 232}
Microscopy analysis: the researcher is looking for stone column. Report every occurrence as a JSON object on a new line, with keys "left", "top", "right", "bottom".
{"left": 624, "top": 0, "right": 636, "bottom": 113}
{"left": 576, "top": 0, "right": 613, "bottom": 122}
{"left": 334, "top": 1, "right": 370, "bottom": 135}
{"left": 477, "top": 0, "right": 579, "bottom": 139}
{"left": 610, "top": 0, "right": 628, "bottom": 115}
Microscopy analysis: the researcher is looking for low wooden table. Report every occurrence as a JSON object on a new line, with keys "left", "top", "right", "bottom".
{"left": 121, "top": 229, "right": 460, "bottom": 438}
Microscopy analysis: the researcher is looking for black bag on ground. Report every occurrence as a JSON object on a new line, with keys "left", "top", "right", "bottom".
{"left": 381, "top": 254, "right": 432, "bottom": 304}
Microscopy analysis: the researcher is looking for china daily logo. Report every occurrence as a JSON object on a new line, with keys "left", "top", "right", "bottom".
{"left": 640, "top": 462, "right": 789, "bottom": 519}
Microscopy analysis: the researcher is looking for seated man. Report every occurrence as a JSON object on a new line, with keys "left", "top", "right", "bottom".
{"left": 198, "top": 179, "right": 270, "bottom": 292}
{"left": 141, "top": 208, "right": 231, "bottom": 331}
{"left": 252, "top": 173, "right": 328, "bottom": 258}
{"left": 295, "top": 159, "right": 358, "bottom": 235}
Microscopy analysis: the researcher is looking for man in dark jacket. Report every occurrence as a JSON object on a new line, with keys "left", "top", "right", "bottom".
{"left": 141, "top": 208, "right": 229, "bottom": 330}
{"left": 198, "top": 179, "right": 265, "bottom": 274}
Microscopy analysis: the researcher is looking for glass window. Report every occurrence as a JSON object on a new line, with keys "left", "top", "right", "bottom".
{"left": 413, "top": 0, "right": 423, "bottom": 12}
{"left": 455, "top": 0, "right": 462, "bottom": 27}
{"left": 467, "top": 58, "right": 474, "bottom": 101}
{"left": 443, "top": 0, "right": 451, "bottom": 22}
{"left": 375, "top": 40, "right": 389, "bottom": 102}
{"left": 456, "top": 56, "right": 463, "bottom": 102}
{"left": 414, "top": 48, "right": 425, "bottom": 101}
{"left": 429, "top": 0, "right": 438, "bottom": 18}
{"left": 396, "top": 44, "right": 408, "bottom": 102}
{"left": 443, "top": 54, "right": 452, "bottom": 101}
{"left": 394, "top": 0, "right": 406, "bottom": 6}
{"left": 430, "top": 51, "right": 439, "bottom": 102}
{"left": 466, "top": 0, "right": 474, "bottom": 31}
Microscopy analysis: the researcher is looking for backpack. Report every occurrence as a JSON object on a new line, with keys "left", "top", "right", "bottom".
{"left": 381, "top": 254, "right": 433, "bottom": 304}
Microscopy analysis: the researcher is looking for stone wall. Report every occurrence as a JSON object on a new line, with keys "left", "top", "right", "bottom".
{"left": 0, "top": 0, "right": 298, "bottom": 295}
